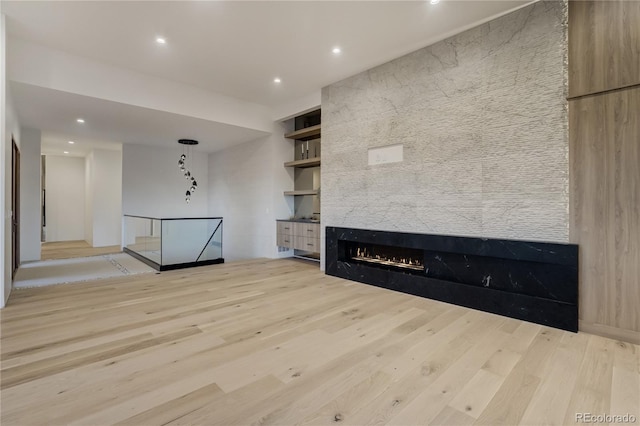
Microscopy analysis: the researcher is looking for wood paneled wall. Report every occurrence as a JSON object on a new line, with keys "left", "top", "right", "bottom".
{"left": 569, "top": 0, "right": 640, "bottom": 344}
{"left": 570, "top": 88, "right": 640, "bottom": 341}
{"left": 569, "top": 1, "right": 640, "bottom": 98}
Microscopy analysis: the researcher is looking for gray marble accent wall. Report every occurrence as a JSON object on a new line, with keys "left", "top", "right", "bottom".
{"left": 321, "top": 1, "right": 568, "bottom": 259}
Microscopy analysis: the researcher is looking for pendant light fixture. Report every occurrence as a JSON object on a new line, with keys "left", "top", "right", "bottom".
{"left": 178, "top": 139, "right": 199, "bottom": 203}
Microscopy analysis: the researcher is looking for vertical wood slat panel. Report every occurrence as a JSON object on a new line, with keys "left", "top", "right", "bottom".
{"left": 613, "top": 88, "right": 640, "bottom": 332}
{"left": 569, "top": 95, "right": 608, "bottom": 327}
{"left": 570, "top": 87, "right": 640, "bottom": 334}
{"left": 568, "top": 1, "right": 640, "bottom": 98}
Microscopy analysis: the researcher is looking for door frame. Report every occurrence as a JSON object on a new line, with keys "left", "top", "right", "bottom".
{"left": 12, "top": 138, "right": 20, "bottom": 279}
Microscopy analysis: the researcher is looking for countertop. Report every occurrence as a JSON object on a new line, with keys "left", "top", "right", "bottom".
{"left": 277, "top": 219, "right": 321, "bottom": 223}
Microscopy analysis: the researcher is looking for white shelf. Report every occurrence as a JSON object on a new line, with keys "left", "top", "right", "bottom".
{"left": 284, "top": 157, "right": 321, "bottom": 168}
{"left": 283, "top": 189, "right": 319, "bottom": 196}
{"left": 284, "top": 124, "right": 321, "bottom": 140}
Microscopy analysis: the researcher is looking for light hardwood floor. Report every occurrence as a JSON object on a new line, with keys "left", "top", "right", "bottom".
{"left": 41, "top": 240, "right": 122, "bottom": 260}
{"left": 1, "top": 258, "right": 638, "bottom": 425}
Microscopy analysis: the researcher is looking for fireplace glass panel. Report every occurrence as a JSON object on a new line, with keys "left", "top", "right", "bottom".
{"left": 346, "top": 242, "right": 424, "bottom": 274}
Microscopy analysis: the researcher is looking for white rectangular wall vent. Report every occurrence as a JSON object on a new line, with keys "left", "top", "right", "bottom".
{"left": 368, "top": 144, "right": 403, "bottom": 166}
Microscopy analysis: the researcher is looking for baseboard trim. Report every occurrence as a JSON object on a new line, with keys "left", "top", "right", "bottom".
{"left": 579, "top": 320, "right": 640, "bottom": 345}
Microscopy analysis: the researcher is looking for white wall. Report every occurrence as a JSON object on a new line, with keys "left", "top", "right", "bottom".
{"left": 45, "top": 155, "right": 85, "bottom": 242}
{"left": 208, "top": 122, "right": 293, "bottom": 262}
{"left": 19, "top": 127, "right": 41, "bottom": 261}
{"left": 85, "top": 149, "right": 122, "bottom": 247}
{"left": 1, "top": 91, "right": 19, "bottom": 303}
{"left": 84, "top": 152, "right": 94, "bottom": 246}
{"left": 2, "top": 14, "right": 8, "bottom": 303}
{"left": 1, "top": 11, "right": 22, "bottom": 306}
{"left": 122, "top": 144, "right": 208, "bottom": 218}
{"left": 1, "top": 12, "right": 6, "bottom": 304}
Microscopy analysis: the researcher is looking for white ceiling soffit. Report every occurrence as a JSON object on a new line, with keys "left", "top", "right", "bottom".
{"left": 41, "top": 132, "right": 122, "bottom": 158}
{"left": 11, "top": 81, "right": 270, "bottom": 154}
{"left": 3, "top": 0, "right": 532, "bottom": 108}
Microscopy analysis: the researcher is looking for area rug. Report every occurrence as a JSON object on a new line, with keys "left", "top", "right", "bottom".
{"left": 13, "top": 253, "right": 155, "bottom": 289}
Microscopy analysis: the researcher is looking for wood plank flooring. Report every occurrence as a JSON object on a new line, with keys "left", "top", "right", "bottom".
{"left": 41, "top": 240, "right": 122, "bottom": 260}
{"left": 1, "top": 258, "right": 638, "bottom": 425}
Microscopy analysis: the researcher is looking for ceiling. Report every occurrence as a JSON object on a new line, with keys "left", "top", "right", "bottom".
{"left": 11, "top": 81, "right": 270, "bottom": 155}
{"left": 2, "top": 0, "right": 531, "bottom": 155}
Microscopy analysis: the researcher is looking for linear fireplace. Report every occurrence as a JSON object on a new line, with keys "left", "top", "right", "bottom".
{"left": 326, "top": 227, "right": 579, "bottom": 332}
{"left": 348, "top": 242, "right": 424, "bottom": 273}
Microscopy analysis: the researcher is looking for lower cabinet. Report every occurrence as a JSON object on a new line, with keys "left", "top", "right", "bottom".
{"left": 276, "top": 233, "right": 293, "bottom": 249}
{"left": 296, "top": 235, "right": 319, "bottom": 252}
{"left": 276, "top": 222, "right": 294, "bottom": 248}
{"left": 277, "top": 221, "right": 320, "bottom": 252}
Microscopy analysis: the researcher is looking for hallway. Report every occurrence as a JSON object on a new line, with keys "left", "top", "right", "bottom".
{"left": 41, "top": 240, "right": 121, "bottom": 260}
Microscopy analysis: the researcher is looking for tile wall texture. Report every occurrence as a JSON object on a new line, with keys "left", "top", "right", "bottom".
{"left": 321, "top": 1, "right": 568, "bottom": 256}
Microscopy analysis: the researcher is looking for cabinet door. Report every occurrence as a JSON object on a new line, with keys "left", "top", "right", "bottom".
{"left": 294, "top": 223, "right": 319, "bottom": 238}
{"left": 294, "top": 236, "right": 313, "bottom": 252}
{"left": 295, "top": 235, "right": 319, "bottom": 252}
{"left": 293, "top": 222, "right": 306, "bottom": 237}
{"left": 307, "top": 236, "right": 320, "bottom": 253}
{"left": 276, "top": 222, "right": 293, "bottom": 248}
{"left": 277, "top": 233, "right": 293, "bottom": 248}
{"left": 570, "top": 87, "right": 640, "bottom": 332}
{"left": 278, "top": 222, "right": 293, "bottom": 235}
{"left": 304, "top": 223, "right": 319, "bottom": 239}
{"left": 568, "top": 1, "right": 640, "bottom": 98}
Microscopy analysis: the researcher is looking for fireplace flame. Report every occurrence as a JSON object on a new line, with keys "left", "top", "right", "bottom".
{"left": 351, "top": 246, "right": 423, "bottom": 271}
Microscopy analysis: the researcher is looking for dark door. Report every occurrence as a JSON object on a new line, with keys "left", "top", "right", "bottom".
{"left": 12, "top": 139, "right": 20, "bottom": 278}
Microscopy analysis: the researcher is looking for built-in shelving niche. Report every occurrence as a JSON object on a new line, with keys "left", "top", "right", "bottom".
{"left": 283, "top": 109, "right": 321, "bottom": 221}
{"left": 280, "top": 109, "right": 321, "bottom": 262}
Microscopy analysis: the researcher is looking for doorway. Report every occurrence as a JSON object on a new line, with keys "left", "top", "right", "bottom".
{"left": 12, "top": 138, "right": 20, "bottom": 278}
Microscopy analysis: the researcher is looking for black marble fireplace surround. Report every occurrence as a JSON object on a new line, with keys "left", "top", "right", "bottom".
{"left": 326, "top": 227, "right": 578, "bottom": 332}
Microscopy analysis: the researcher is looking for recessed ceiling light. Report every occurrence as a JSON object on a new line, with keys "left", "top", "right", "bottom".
{"left": 332, "top": 47, "right": 341, "bottom": 54}
{"left": 156, "top": 37, "right": 166, "bottom": 44}
{"left": 68, "top": 141, "right": 75, "bottom": 144}
{"left": 430, "top": 0, "right": 440, "bottom": 4}
{"left": 77, "top": 118, "right": 85, "bottom": 123}
{"left": 274, "top": 77, "right": 281, "bottom": 84}
{"left": 63, "top": 151, "right": 69, "bottom": 154}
